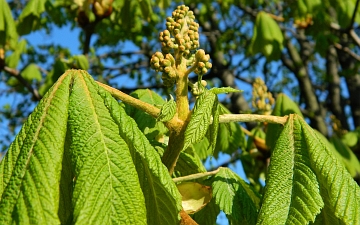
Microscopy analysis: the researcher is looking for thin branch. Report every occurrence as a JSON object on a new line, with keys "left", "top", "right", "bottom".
{"left": 172, "top": 167, "right": 221, "bottom": 183}
{"left": 96, "top": 81, "right": 160, "bottom": 118}
{"left": 333, "top": 43, "right": 360, "bottom": 62}
{"left": 219, "top": 114, "right": 288, "bottom": 125}
{"left": 349, "top": 29, "right": 360, "bottom": 47}
{"left": 2, "top": 66, "right": 42, "bottom": 100}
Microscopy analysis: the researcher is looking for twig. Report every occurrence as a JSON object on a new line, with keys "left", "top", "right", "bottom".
{"left": 96, "top": 81, "right": 160, "bottom": 118}
{"left": 2, "top": 66, "right": 42, "bottom": 100}
{"left": 172, "top": 167, "right": 222, "bottom": 183}
{"left": 333, "top": 43, "right": 360, "bottom": 62}
{"left": 219, "top": 114, "right": 288, "bottom": 125}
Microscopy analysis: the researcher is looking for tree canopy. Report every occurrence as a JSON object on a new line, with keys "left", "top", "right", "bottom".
{"left": 1, "top": 0, "right": 360, "bottom": 181}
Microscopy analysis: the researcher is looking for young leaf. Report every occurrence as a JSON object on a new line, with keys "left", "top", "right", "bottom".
{"left": 16, "top": 0, "right": 47, "bottom": 35}
{"left": 73, "top": 54, "right": 89, "bottom": 70}
{"left": 0, "top": 0, "right": 18, "bottom": 48}
{"left": 21, "top": 63, "right": 42, "bottom": 82}
{"left": 258, "top": 114, "right": 360, "bottom": 224}
{"left": 211, "top": 167, "right": 260, "bottom": 225}
{"left": 98, "top": 88, "right": 182, "bottom": 224}
{"left": 183, "top": 90, "right": 216, "bottom": 151}
{"left": 0, "top": 72, "right": 72, "bottom": 224}
{"left": 209, "top": 86, "right": 241, "bottom": 94}
{"left": 206, "top": 97, "right": 219, "bottom": 154}
{"left": 157, "top": 95, "right": 176, "bottom": 122}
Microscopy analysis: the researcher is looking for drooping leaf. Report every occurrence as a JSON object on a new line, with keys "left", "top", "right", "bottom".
{"left": 157, "top": 95, "right": 176, "bottom": 122}
{"left": 209, "top": 86, "right": 241, "bottom": 94}
{"left": 0, "top": 72, "right": 72, "bottom": 224}
{"left": 183, "top": 90, "right": 216, "bottom": 151}
{"left": 73, "top": 54, "right": 89, "bottom": 70}
{"left": 138, "top": 0, "right": 152, "bottom": 21}
{"left": 21, "top": 63, "right": 42, "bottom": 82}
{"left": 248, "top": 11, "right": 284, "bottom": 60}
{"left": 62, "top": 71, "right": 148, "bottom": 224}
{"left": 193, "top": 136, "right": 212, "bottom": 160}
{"left": 258, "top": 114, "right": 360, "bottom": 224}
{"left": 17, "top": 0, "right": 47, "bottom": 35}
{"left": 211, "top": 167, "right": 260, "bottom": 225}
{"left": 97, "top": 86, "right": 182, "bottom": 224}
{"left": 0, "top": 0, "right": 18, "bottom": 48}
{"left": 177, "top": 182, "right": 212, "bottom": 214}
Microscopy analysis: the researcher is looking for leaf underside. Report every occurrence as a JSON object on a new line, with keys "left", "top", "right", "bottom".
{"left": 0, "top": 70, "right": 181, "bottom": 224}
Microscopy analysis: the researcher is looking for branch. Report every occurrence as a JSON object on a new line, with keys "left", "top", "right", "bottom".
{"left": 96, "top": 81, "right": 160, "bottom": 118}
{"left": 2, "top": 66, "right": 42, "bottom": 100}
{"left": 173, "top": 167, "right": 221, "bottom": 183}
{"left": 219, "top": 114, "right": 288, "bottom": 125}
{"left": 333, "top": 43, "right": 360, "bottom": 62}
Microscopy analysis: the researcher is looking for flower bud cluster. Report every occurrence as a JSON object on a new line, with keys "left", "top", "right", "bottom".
{"left": 150, "top": 52, "right": 177, "bottom": 86}
{"left": 252, "top": 78, "right": 274, "bottom": 114}
{"left": 159, "top": 5, "right": 200, "bottom": 58}
{"left": 194, "top": 49, "right": 212, "bottom": 75}
{"left": 191, "top": 80, "right": 208, "bottom": 96}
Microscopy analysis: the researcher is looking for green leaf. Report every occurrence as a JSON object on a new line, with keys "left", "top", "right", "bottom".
{"left": 39, "top": 59, "right": 68, "bottom": 96}
{"left": 73, "top": 54, "right": 89, "bottom": 70}
{"left": 97, "top": 87, "right": 182, "bottom": 224}
{"left": 174, "top": 149, "right": 207, "bottom": 177}
{"left": 209, "top": 86, "right": 242, "bottom": 94}
{"left": 157, "top": 95, "right": 176, "bottom": 122}
{"left": 16, "top": 0, "right": 47, "bottom": 35}
{"left": 211, "top": 167, "right": 260, "bottom": 224}
{"left": 192, "top": 198, "right": 220, "bottom": 225}
{"left": 330, "top": 136, "right": 360, "bottom": 178}
{"left": 21, "top": 63, "right": 42, "bottom": 82}
{"left": 138, "top": 0, "right": 152, "bottom": 21}
{"left": 183, "top": 90, "right": 216, "bottom": 151}
{"left": 0, "top": 0, "right": 18, "bottom": 48}
{"left": 193, "top": 136, "right": 212, "bottom": 160}
{"left": 0, "top": 70, "right": 159, "bottom": 224}
{"left": 258, "top": 114, "right": 360, "bottom": 224}
{"left": 5, "top": 39, "right": 27, "bottom": 68}
{"left": 266, "top": 93, "right": 302, "bottom": 150}
{"left": 341, "top": 131, "right": 358, "bottom": 147}
{"left": 248, "top": 11, "right": 284, "bottom": 60}
{"left": 0, "top": 72, "right": 72, "bottom": 224}
{"left": 125, "top": 89, "right": 168, "bottom": 140}
{"left": 207, "top": 97, "right": 219, "bottom": 154}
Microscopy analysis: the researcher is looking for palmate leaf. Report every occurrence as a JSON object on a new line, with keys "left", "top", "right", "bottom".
{"left": 183, "top": 90, "right": 216, "bottom": 151}
{"left": 0, "top": 70, "right": 181, "bottom": 224}
{"left": 258, "top": 114, "right": 360, "bottom": 224}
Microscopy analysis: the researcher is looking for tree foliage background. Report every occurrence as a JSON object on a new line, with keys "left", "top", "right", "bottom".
{"left": 1, "top": 0, "right": 360, "bottom": 183}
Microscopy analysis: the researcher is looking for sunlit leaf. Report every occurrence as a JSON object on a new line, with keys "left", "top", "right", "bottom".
{"left": 177, "top": 182, "right": 212, "bottom": 214}
{"left": 258, "top": 114, "right": 360, "bottom": 224}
